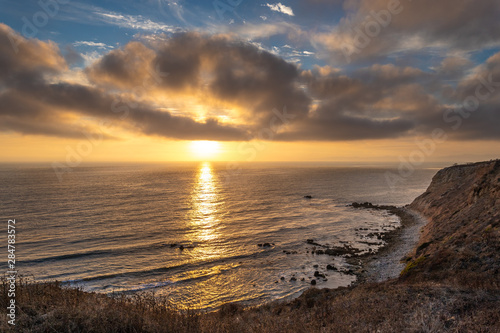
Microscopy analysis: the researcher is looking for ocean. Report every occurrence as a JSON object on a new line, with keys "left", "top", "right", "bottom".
{"left": 0, "top": 163, "right": 435, "bottom": 310}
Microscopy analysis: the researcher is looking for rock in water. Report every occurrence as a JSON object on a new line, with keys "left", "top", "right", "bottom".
{"left": 314, "top": 271, "right": 326, "bottom": 278}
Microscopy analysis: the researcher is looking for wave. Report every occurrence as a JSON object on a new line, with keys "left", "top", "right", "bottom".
{"left": 57, "top": 251, "right": 265, "bottom": 285}
{"left": 18, "top": 241, "right": 193, "bottom": 265}
{"left": 126, "top": 280, "right": 174, "bottom": 292}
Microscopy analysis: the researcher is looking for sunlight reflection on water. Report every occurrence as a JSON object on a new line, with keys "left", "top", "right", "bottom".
{"left": 187, "top": 163, "right": 224, "bottom": 259}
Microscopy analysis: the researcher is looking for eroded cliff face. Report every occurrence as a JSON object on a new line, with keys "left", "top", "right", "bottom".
{"left": 404, "top": 160, "right": 500, "bottom": 285}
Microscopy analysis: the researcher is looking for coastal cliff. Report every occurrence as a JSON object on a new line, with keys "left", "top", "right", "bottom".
{"left": 404, "top": 160, "right": 500, "bottom": 286}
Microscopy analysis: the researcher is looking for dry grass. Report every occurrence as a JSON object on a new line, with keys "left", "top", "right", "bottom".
{"left": 1, "top": 276, "right": 499, "bottom": 333}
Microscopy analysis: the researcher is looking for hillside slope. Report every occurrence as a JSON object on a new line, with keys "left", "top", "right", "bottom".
{"left": 405, "top": 160, "right": 500, "bottom": 286}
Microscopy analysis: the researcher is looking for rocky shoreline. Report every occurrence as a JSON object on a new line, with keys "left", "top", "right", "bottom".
{"left": 345, "top": 203, "right": 427, "bottom": 284}
{"left": 292, "top": 201, "right": 426, "bottom": 287}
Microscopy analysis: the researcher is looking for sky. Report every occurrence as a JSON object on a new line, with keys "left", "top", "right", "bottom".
{"left": 1, "top": 0, "right": 500, "bottom": 164}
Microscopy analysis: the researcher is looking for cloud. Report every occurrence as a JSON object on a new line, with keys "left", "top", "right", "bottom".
{"left": 265, "top": 3, "right": 295, "bottom": 16}
{"left": 0, "top": 25, "right": 246, "bottom": 141}
{"left": 62, "top": 46, "right": 85, "bottom": 66}
{"left": 0, "top": 24, "right": 66, "bottom": 83}
{"left": 95, "top": 11, "right": 175, "bottom": 32}
{"left": 62, "top": 3, "right": 178, "bottom": 33}
{"left": 85, "top": 32, "right": 311, "bottom": 128}
{"left": 2, "top": 22, "right": 500, "bottom": 143}
{"left": 225, "top": 21, "right": 303, "bottom": 40}
{"left": 73, "top": 41, "right": 114, "bottom": 49}
{"left": 311, "top": 0, "right": 500, "bottom": 64}
{"left": 276, "top": 115, "right": 414, "bottom": 141}
{"left": 434, "top": 55, "right": 473, "bottom": 81}
{"left": 86, "top": 42, "right": 157, "bottom": 89}
{"left": 446, "top": 52, "right": 500, "bottom": 140}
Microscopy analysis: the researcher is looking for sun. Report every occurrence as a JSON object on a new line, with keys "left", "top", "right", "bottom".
{"left": 190, "top": 141, "right": 220, "bottom": 160}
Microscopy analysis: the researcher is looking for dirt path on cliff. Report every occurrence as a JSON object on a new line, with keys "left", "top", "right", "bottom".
{"left": 363, "top": 209, "right": 428, "bottom": 282}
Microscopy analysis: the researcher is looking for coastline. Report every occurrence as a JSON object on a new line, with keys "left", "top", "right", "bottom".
{"left": 346, "top": 204, "right": 428, "bottom": 285}
{"left": 2, "top": 161, "right": 498, "bottom": 332}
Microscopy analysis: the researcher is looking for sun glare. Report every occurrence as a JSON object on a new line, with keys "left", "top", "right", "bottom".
{"left": 190, "top": 141, "right": 220, "bottom": 160}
